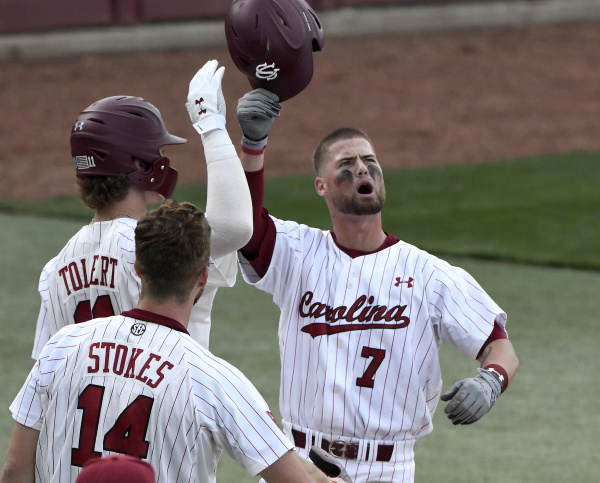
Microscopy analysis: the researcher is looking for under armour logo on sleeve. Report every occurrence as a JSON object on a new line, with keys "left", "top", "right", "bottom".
{"left": 394, "top": 277, "right": 413, "bottom": 288}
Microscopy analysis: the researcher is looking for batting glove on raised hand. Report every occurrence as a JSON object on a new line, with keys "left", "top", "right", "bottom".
{"left": 440, "top": 368, "right": 502, "bottom": 425}
{"left": 186, "top": 59, "right": 226, "bottom": 138}
{"left": 309, "top": 446, "right": 353, "bottom": 483}
{"left": 237, "top": 88, "right": 282, "bottom": 151}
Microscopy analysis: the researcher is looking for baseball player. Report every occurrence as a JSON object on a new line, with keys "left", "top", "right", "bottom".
{"left": 234, "top": 90, "right": 520, "bottom": 483}
{"left": 32, "top": 59, "right": 251, "bottom": 357}
{"left": 0, "top": 200, "right": 348, "bottom": 483}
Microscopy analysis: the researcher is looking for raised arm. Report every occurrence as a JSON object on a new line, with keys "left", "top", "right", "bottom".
{"left": 236, "top": 89, "right": 281, "bottom": 271}
{"left": 185, "top": 60, "right": 253, "bottom": 260}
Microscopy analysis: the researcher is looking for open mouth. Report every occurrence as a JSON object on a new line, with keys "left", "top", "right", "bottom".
{"left": 357, "top": 181, "right": 373, "bottom": 195}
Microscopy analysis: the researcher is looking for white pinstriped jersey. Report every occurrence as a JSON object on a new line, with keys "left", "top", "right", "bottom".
{"left": 32, "top": 218, "right": 237, "bottom": 358}
{"left": 12, "top": 310, "right": 293, "bottom": 483}
{"left": 239, "top": 216, "right": 507, "bottom": 481}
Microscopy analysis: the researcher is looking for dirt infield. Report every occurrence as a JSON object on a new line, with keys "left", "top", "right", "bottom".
{"left": 1, "top": 22, "right": 600, "bottom": 201}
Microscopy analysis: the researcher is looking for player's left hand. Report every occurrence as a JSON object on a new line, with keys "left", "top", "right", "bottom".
{"left": 237, "top": 88, "right": 282, "bottom": 151}
{"left": 309, "top": 446, "right": 353, "bottom": 483}
{"left": 440, "top": 368, "right": 502, "bottom": 425}
{"left": 186, "top": 59, "right": 226, "bottom": 137}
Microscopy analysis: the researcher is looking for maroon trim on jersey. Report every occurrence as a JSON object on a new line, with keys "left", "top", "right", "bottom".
{"left": 476, "top": 322, "right": 508, "bottom": 359}
{"left": 330, "top": 231, "right": 400, "bottom": 258}
{"left": 121, "top": 309, "right": 189, "bottom": 335}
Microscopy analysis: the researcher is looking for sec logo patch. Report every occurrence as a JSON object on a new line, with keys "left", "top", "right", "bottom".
{"left": 131, "top": 323, "right": 146, "bottom": 336}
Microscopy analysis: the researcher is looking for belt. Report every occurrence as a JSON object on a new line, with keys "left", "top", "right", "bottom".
{"left": 291, "top": 428, "right": 394, "bottom": 462}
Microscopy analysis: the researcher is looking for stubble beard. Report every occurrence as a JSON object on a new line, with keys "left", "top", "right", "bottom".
{"left": 331, "top": 186, "right": 386, "bottom": 216}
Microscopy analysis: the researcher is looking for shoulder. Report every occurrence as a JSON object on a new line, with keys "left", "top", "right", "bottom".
{"left": 102, "top": 218, "right": 137, "bottom": 249}
{"left": 37, "top": 317, "right": 107, "bottom": 362}
{"left": 88, "top": 220, "right": 138, "bottom": 268}
{"left": 271, "top": 215, "right": 331, "bottom": 248}
{"left": 385, "top": 239, "right": 440, "bottom": 266}
{"left": 183, "top": 344, "right": 265, "bottom": 401}
{"left": 55, "top": 315, "right": 113, "bottom": 340}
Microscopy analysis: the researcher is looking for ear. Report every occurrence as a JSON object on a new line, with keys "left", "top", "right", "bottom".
{"left": 134, "top": 261, "right": 141, "bottom": 277}
{"left": 315, "top": 177, "right": 327, "bottom": 198}
{"left": 197, "top": 266, "right": 209, "bottom": 289}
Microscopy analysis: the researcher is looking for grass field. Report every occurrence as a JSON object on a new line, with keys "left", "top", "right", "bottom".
{"left": 1, "top": 154, "right": 599, "bottom": 481}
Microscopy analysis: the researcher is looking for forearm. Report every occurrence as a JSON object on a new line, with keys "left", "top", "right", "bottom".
{"left": 240, "top": 149, "right": 265, "bottom": 172}
{"left": 0, "top": 423, "right": 38, "bottom": 483}
{"left": 239, "top": 166, "right": 276, "bottom": 277}
{"left": 477, "top": 338, "right": 519, "bottom": 390}
{"left": 240, "top": 150, "right": 267, "bottom": 257}
{"left": 203, "top": 130, "right": 253, "bottom": 259}
{"left": 259, "top": 450, "right": 333, "bottom": 483}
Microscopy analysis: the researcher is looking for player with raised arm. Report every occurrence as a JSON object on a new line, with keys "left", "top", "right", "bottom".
{"left": 1, "top": 200, "right": 351, "bottom": 483}
{"left": 234, "top": 88, "right": 519, "bottom": 483}
{"left": 32, "top": 59, "right": 251, "bottom": 357}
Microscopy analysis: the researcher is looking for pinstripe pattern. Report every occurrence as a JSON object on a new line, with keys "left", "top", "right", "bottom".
{"left": 239, "top": 216, "right": 507, "bottom": 482}
{"left": 13, "top": 313, "right": 293, "bottom": 482}
{"left": 33, "top": 219, "right": 237, "bottom": 358}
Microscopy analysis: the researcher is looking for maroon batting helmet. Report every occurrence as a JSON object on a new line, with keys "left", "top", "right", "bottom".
{"left": 70, "top": 96, "right": 185, "bottom": 199}
{"left": 77, "top": 455, "right": 155, "bottom": 483}
{"left": 225, "top": 0, "right": 325, "bottom": 102}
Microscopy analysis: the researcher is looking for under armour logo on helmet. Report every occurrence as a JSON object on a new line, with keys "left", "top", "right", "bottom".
{"left": 255, "top": 62, "right": 280, "bottom": 81}
{"left": 73, "top": 121, "right": 85, "bottom": 131}
{"left": 195, "top": 97, "right": 207, "bottom": 116}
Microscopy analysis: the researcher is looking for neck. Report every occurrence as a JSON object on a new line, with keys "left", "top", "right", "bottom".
{"left": 92, "top": 187, "right": 148, "bottom": 222}
{"left": 330, "top": 211, "right": 386, "bottom": 252}
{"left": 136, "top": 297, "right": 193, "bottom": 330}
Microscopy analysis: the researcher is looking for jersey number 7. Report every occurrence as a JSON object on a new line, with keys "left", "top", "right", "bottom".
{"left": 71, "top": 384, "right": 154, "bottom": 467}
{"left": 356, "top": 346, "right": 386, "bottom": 388}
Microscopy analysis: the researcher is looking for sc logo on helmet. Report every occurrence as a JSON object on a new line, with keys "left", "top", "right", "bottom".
{"left": 225, "top": 0, "right": 325, "bottom": 102}
{"left": 255, "top": 62, "right": 280, "bottom": 81}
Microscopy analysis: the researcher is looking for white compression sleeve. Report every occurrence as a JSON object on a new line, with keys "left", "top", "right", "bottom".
{"left": 202, "top": 129, "right": 253, "bottom": 260}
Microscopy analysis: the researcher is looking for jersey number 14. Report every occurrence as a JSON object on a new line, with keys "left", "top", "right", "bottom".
{"left": 71, "top": 384, "right": 153, "bottom": 467}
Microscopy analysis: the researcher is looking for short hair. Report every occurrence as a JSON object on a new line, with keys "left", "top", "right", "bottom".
{"left": 76, "top": 175, "right": 131, "bottom": 210}
{"left": 135, "top": 199, "right": 211, "bottom": 303}
{"left": 311, "top": 126, "right": 374, "bottom": 176}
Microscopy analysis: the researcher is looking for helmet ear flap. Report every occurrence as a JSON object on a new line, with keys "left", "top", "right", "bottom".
{"left": 127, "top": 156, "right": 178, "bottom": 199}
{"left": 70, "top": 96, "right": 186, "bottom": 195}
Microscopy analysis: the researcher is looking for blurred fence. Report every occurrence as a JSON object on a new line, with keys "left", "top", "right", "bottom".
{"left": 1, "top": 0, "right": 599, "bottom": 60}
{"left": 0, "top": 0, "right": 479, "bottom": 34}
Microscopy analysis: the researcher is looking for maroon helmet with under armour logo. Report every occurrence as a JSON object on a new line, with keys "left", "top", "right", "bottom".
{"left": 70, "top": 96, "right": 185, "bottom": 198}
{"left": 225, "top": 0, "right": 325, "bottom": 102}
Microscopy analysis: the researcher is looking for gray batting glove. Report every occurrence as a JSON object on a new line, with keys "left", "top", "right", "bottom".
{"left": 440, "top": 368, "right": 502, "bottom": 425}
{"left": 309, "top": 446, "right": 353, "bottom": 483}
{"left": 186, "top": 59, "right": 226, "bottom": 138}
{"left": 237, "top": 88, "right": 282, "bottom": 151}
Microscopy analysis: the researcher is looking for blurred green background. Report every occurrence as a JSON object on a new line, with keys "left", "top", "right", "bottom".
{"left": 1, "top": 154, "right": 599, "bottom": 481}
